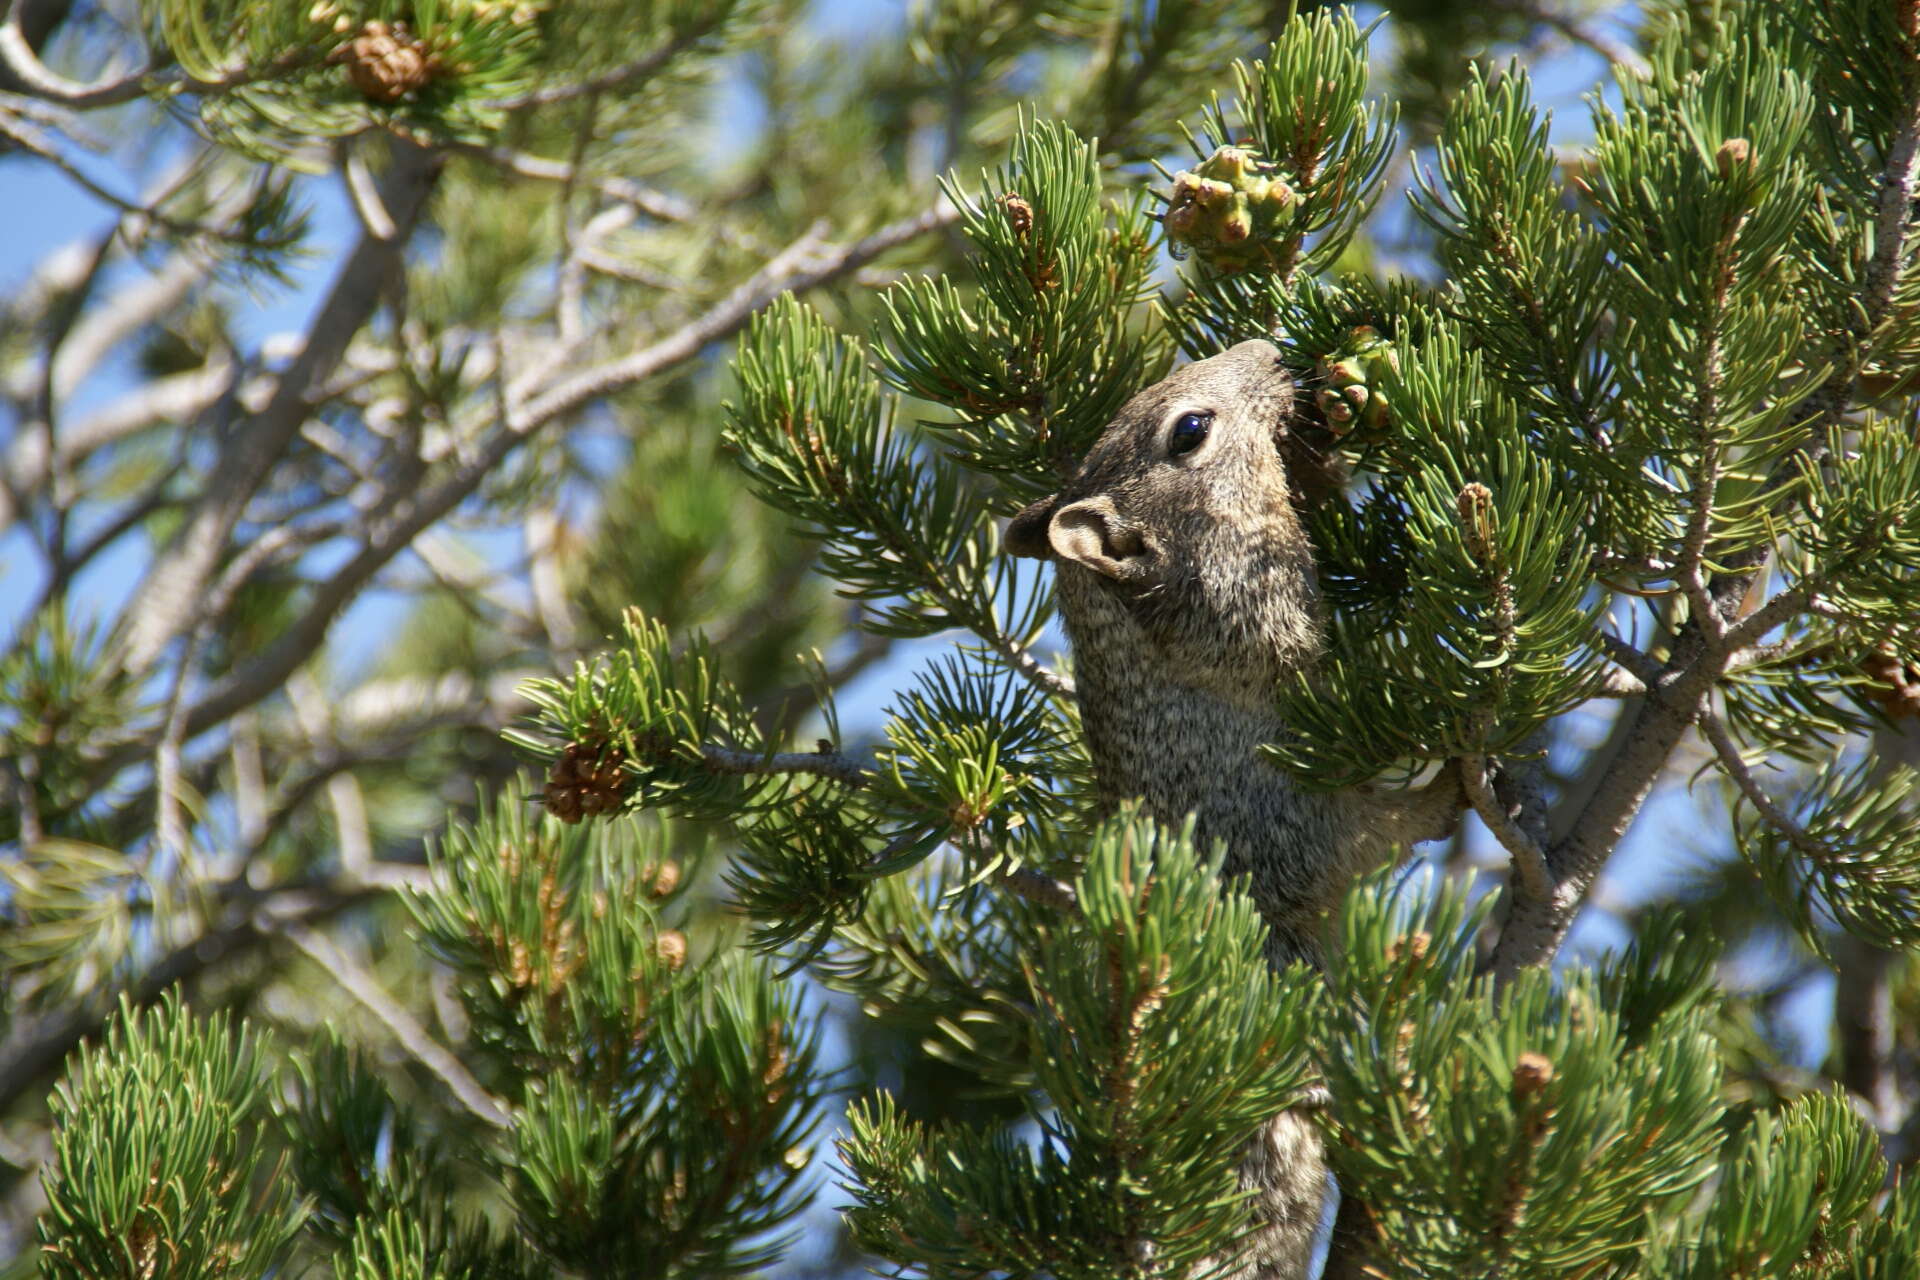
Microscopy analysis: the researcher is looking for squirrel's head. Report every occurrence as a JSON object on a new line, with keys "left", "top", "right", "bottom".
{"left": 1007, "top": 338, "right": 1321, "bottom": 704}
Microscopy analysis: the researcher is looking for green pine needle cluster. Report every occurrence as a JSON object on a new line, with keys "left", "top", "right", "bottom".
{"left": 840, "top": 812, "right": 1317, "bottom": 1280}
{"left": 156, "top": 0, "right": 761, "bottom": 162}
{"left": 877, "top": 119, "right": 1171, "bottom": 507}
{"left": 38, "top": 996, "right": 305, "bottom": 1279}
{"left": 1319, "top": 875, "right": 1725, "bottom": 1275}
{"left": 1163, "top": 7, "right": 1398, "bottom": 354}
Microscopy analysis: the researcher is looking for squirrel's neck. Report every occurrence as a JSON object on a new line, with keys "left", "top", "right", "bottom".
{"left": 1054, "top": 571, "right": 1293, "bottom": 796}
{"left": 1068, "top": 632, "right": 1288, "bottom": 822}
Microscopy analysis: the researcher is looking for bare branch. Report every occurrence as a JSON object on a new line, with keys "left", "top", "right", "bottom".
{"left": 511, "top": 204, "right": 958, "bottom": 420}
{"left": 451, "top": 140, "right": 702, "bottom": 224}
{"left": 1595, "top": 667, "right": 1648, "bottom": 698}
{"left": 577, "top": 244, "right": 686, "bottom": 289}
{"left": 0, "top": 877, "right": 383, "bottom": 1113}
{"left": 525, "top": 507, "right": 580, "bottom": 654}
{"left": 48, "top": 252, "right": 210, "bottom": 404}
{"left": 287, "top": 672, "right": 375, "bottom": 880}
{"left": 230, "top": 709, "right": 267, "bottom": 851}
{"left": 93, "top": 202, "right": 956, "bottom": 773}
{"left": 282, "top": 921, "right": 512, "bottom": 1129}
{"left": 117, "top": 140, "right": 441, "bottom": 673}
{"left": 0, "top": 5, "right": 151, "bottom": 106}
{"left": 1596, "top": 631, "right": 1661, "bottom": 685}
{"left": 342, "top": 145, "right": 399, "bottom": 241}
{"left": 0, "top": 110, "right": 265, "bottom": 247}
{"left": 334, "top": 670, "right": 532, "bottom": 738}
{"left": 411, "top": 529, "right": 540, "bottom": 632}
{"left": 1832, "top": 933, "right": 1900, "bottom": 1129}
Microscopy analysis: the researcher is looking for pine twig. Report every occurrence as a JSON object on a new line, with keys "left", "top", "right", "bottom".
{"left": 1698, "top": 703, "right": 1828, "bottom": 865}
{"left": 699, "top": 744, "right": 873, "bottom": 788}
{"left": 988, "top": 633, "right": 1076, "bottom": 701}
{"left": 483, "top": 20, "right": 722, "bottom": 111}
{"left": 1463, "top": 754, "right": 1552, "bottom": 901}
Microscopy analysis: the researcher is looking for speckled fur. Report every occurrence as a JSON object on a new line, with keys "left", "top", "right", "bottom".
{"left": 1008, "top": 339, "right": 1459, "bottom": 1280}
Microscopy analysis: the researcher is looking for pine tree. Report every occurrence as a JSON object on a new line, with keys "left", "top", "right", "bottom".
{"left": 1, "top": 1, "right": 1917, "bottom": 1277}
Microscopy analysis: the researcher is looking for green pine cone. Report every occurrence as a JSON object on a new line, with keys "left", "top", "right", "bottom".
{"left": 1163, "top": 146, "right": 1298, "bottom": 272}
{"left": 1313, "top": 325, "right": 1397, "bottom": 436}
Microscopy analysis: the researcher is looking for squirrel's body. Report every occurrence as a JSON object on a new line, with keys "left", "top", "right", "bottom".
{"left": 1060, "top": 581, "right": 1416, "bottom": 968}
{"left": 1009, "top": 338, "right": 1457, "bottom": 1277}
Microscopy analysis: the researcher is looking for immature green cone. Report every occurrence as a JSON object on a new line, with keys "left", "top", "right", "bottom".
{"left": 1163, "top": 146, "right": 1297, "bottom": 272}
{"left": 1313, "top": 325, "right": 1396, "bottom": 436}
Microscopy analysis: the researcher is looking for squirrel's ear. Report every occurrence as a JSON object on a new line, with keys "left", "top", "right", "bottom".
{"left": 1048, "top": 495, "right": 1155, "bottom": 582}
{"left": 1005, "top": 495, "right": 1060, "bottom": 558}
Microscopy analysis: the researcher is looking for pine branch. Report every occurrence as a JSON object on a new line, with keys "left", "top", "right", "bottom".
{"left": 0, "top": 877, "right": 383, "bottom": 1113}
{"left": 1494, "top": 40, "right": 1920, "bottom": 962}
{"left": 281, "top": 920, "right": 511, "bottom": 1129}
{"left": 1703, "top": 9, "right": 1920, "bottom": 627}
{"left": 985, "top": 633, "right": 1075, "bottom": 701}
{"left": 1798, "top": 3, "right": 1920, "bottom": 454}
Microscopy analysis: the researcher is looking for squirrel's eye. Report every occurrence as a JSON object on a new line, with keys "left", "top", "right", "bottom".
{"left": 1167, "top": 411, "right": 1212, "bottom": 457}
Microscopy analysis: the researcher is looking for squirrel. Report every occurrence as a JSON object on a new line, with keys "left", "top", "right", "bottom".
{"left": 1005, "top": 337, "right": 1461, "bottom": 1279}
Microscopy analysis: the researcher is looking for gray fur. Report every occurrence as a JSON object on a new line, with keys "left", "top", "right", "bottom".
{"left": 1008, "top": 338, "right": 1459, "bottom": 1278}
